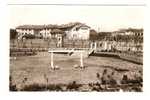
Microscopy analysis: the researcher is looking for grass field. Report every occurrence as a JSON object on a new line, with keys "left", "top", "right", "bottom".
{"left": 10, "top": 52, "right": 143, "bottom": 91}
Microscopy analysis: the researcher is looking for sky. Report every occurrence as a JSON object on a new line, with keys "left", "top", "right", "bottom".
{"left": 9, "top": 5, "right": 144, "bottom": 32}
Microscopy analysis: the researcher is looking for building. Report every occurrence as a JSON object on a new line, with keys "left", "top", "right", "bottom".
{"left": 16, "top": 25, "right": 56, "bottom": 39}
{"left": 62, "top": 22, "right": 90, "bottom": 40}
{"left": 112, "top": 28, "right": 143, "bottom": 36}
{"left": 16, "top": 22, "right": 90, "bottom": 40}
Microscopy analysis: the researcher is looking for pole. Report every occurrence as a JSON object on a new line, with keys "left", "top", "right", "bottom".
{"left": 94, "top": 42, "right": 97, "bottom": 50}
{"left": 90, "top": 42, "right": 93, "bottom": 49}
{"left": 51, "top": 52, "right": 54, "bottom": 69}
{"left": 80, "top": 52, "right": 84, "bottom": 68}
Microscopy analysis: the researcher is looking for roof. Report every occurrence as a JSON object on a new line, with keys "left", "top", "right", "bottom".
{"left": 16, "top": 22, "right": 90, "bottom": 30}
{"left": 75, "top": 24, "right": 90, "bottom": 30}
{"left": 51, "top": 29, "right": 64, "bottom": 34}
{"left": 16, "top": 25, "right": 58, "bottom": 29}
{"left": 113, "top": 28, "right": 143, "bottom": 33}
{"left": 125, "top": 28, "right": 143, "bottom": 33}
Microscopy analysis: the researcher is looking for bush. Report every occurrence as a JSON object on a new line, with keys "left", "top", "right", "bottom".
{"left": 66, "top": 81, "right": 81, "bottom": 91}
{"left": 88, "top": 82, "right": 103, "bottom": 91}
{"left": 10, "top": 29, "right": 17, "bottom": 39}
{"left": 109, "top": 78, "right": 117, "bottom": 85}
{"left": 21, "top": 84, "right": 46, "bottom": 91}
{"left": 121, "top": 75, "right": 128, "bottom": 84}
{"left": 47, "top": 84, "right": 63, "bottom": 91}
{"left": 101, "top": 69, "right": 108, "bottom": 84}
{"left": 10, "top": 84, "right": 17, "bottom": 91}
{"left": 20, "top": 83, "right": 63, "bottom": 91}
{"left": 131, "top": 86, "right": 142, "bottom": 92}
{"left": 96, "top": 73, "right": 100, "bottom": 78}
{"left": 9, "top": 76, "right": 17, "bottom": 91}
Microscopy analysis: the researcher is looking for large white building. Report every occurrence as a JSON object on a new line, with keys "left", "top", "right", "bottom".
{"left": 16, "top": 22, "right": 90, "bottom": 40}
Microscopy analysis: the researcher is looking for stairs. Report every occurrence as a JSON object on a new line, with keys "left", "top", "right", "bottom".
{"left": 88, "top": 49, "right": 94, "bottom": 56}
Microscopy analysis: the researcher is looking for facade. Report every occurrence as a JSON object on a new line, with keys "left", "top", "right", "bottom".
{"left": 16, "top": 25, "right": 52, "bottom": 39}
{"left": 16, "top": 22, "right": 90, "bottom": 40}
{"left": 64, "top": 23, "right": 90, "bottom": 40}
{"left": 39, "top": 29, "right": 51, "bottom": 38}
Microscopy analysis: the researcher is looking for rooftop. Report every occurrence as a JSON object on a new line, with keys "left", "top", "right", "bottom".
{"left": 114, "top": 28, "right": 143, "bottom": 33}
{"left": 16, "top": 22, "right": 90, "bottom": 30}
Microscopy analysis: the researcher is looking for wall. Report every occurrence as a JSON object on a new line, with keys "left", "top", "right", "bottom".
{"left": 66, "top": 26, "right": 90, "bottom": 40}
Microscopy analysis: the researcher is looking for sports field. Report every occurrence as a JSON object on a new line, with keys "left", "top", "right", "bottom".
{"left": 10, "top": 52, "right": 142, "bottom": 91}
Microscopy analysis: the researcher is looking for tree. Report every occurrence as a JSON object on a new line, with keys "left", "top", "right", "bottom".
{"left": 10, "top": 29, "right": 17, "bottom": 40}
{"left": 97, "top": 32, "right": 112, "bottom": 41}
{"left": 89, "top": 29, "right": 98, "bottom": 40}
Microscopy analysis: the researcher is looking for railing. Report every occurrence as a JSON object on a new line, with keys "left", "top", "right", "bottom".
{"left": 48, "top": 48, "right": 91, "bottom": 53}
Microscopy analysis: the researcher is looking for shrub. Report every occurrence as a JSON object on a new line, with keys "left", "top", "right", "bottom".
{"left": 96, "top": 73, "right": 100, "bottom": 78}
{"left": 47, "top": 84, "right": 62, "bottom": 91}
{"left": 103, "top": 69, "right": 108, "bottom": 74}
{"left": 121, "top": 75, "right": 128, "bottom": 84}
{"left": 109, "top": 78, "right": 117, "bottom": 85}
{"left": 21, "top": 84, "right": 46, "bottom": 91}
{"left": 66, "top": 81, "right": 81, "bottom": 91}
{"left": 10, "top": 29, "right": 17, "bottom": 39}
{"left": 10, "top": 84, "right": 17, "bottom": 91}
{"left": 21, "top": 83, "right": 63, "bottom": 91}
{"left": 9, "top": 76, "right": 17, "bottom": 91}
{"left": 88, "top": 82, "right": 102, "bottom": 91}
{"left": 131, "top": 86, "right": 142, "bottom": 92}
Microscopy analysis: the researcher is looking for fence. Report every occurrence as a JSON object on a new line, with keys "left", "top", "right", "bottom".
{"left": 10, "top": 39, "right": 91, "bottom": 48}
{"left": 10, "top": 39, "right": 143, "bottom": 53}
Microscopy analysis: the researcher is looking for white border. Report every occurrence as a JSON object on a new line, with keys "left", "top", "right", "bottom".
{"left": 0, "top": 0, "right": 150, "bottom": 99}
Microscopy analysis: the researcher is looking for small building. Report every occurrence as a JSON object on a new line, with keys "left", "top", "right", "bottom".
{"left": 59, "top": 22, "right": 90, "bottom": 40}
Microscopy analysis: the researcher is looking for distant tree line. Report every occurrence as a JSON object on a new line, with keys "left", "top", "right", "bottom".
{"left": 90, "top": 31, "right": 113, "bottom": 41}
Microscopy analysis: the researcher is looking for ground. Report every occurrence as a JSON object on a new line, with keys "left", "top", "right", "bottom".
{"left": 10, "top": 52, "right": 142, "bottom": 91}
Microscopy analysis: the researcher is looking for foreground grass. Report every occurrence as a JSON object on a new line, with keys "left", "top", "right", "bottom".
{"left": 10, "top": 52, "right": 143, "bottom": 92}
